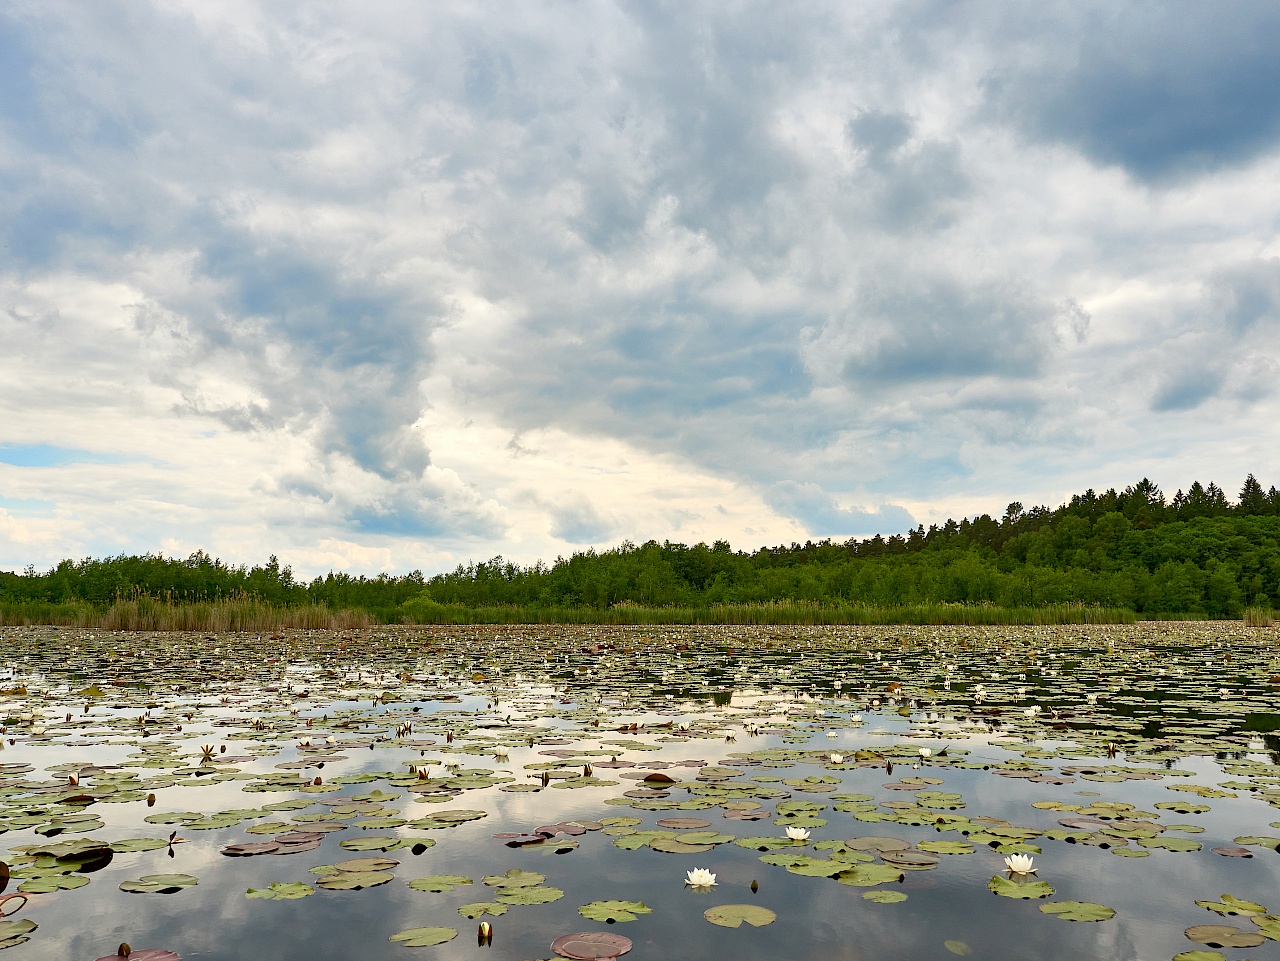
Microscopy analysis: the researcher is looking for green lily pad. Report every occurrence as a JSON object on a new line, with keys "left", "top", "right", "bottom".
{"left": 120, "top": 873, "right": 199, "bottom": 894}
{"left": 835, "top": 863, "right": 905, "bottom": 886}
{"left": 863, "top": 890, "right": 907, "bottom": 903}
{"left": 0, "top": 919, "right": 36, "bottom": 950}
{"left": 944, "top": 940, "right": 972, "bottom": 956}
{"left": 109, "top": 838, "right": 169, "bottom": 853}
{"left": 498, "top": 885, "right": 564, "bottom": 905}
{"left": 987, "top": 875, "right": 1054, "bottom": 899}
{"left": 315, "top": 870, "right": 394, "bottom": 890}
{"left": 458, "top": 902, "right": 508, "bottom": 918}
{"left": 703, "top": 904, "right": 777, "bottom": 928}
{"left": 246, "top": 881, "right": 314, "bottom": 899}
{"left": 1196, "top": 895, "right": 1267, "bottom": 917}
{"left": 390, "top": 926, "right": 458, "bottom": 947}
{"left": 579, "top": 900, "right": 652, "bottom": 922}
{"left": 408, "top": 875, "right": 473, "bottom": 893}
{"left": 1040, "top": 901, "right": 1116, "bottom": 922}
{"left": 483, "top": 868, "right": 545, "bottom": 888}
{"left": 17, "top": 874, "right": 89, "bottom": 893}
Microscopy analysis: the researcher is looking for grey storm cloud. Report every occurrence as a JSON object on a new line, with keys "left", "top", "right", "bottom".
{"left": 2, "top": 1, "right": 1280, "bottom": 570}
{"left": 980, "top": 3, "right": 1280, "bottom": 181}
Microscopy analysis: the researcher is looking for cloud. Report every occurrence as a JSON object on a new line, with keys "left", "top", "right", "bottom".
{"left": 767, "top": 482, "right": 915, "bottom": 538}
{"left": 982, "top": 4, "right": 1280, "bottom": 181}
{"left": 1, "top": 2, "right": 1279, "bottom": 575}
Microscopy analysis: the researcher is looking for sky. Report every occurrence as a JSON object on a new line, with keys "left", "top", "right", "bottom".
{"left": 2, "top": 1, "right": 1280, "bottom": 578}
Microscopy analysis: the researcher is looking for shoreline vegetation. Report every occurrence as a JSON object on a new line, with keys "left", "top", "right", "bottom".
{"left": 2, "top": 476, "right": 1279, "bottom": 629}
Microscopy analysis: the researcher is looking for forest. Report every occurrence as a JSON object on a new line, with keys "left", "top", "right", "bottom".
{"left": 2, "top": 476, "right": 1279, "bottom": 624}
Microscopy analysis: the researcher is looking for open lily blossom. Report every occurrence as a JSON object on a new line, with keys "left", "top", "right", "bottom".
{"left": 685, "top": 868, "right": 717, "bottom": 887}
{"left": 919, "top": 748, "right": 932, "bottom": 759}
{"left": 785, "top": 826, "right": 811, "bottom": 841}
{"left": 829, "top": 753, "right": 845, "bottom": 764}
{"left": 1004, "top": 854, "right": 1036, "bottom": 875}
{"left": 492, "top": 746, "right": 510, "bottom": 759}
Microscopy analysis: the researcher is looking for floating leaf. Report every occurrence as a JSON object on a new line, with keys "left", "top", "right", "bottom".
{"left": 458, "top": 902, "right": 508, "bottom": 919}
{"left": 1185, "top": 924, "right": 1265, "bottom": 948}
{"left": 0, "top": 919, "right": 35, "bottom": 950}
{"left": 578, "top": 900, "right": 651, "bottom": 922}
{"left": 835, "top": 864, "right": 905, "bottom": 887}
{"left": 863, "top": 890, "right": 907, "bottom": 903}
{"left": 498, "top": 885, "right": 564, "bottom": 905}
{"left": 703, "top": 904, "right": 777, "bottom": 928}
{"left": 944, "top": 940, "right": 972, "bottom": 956}
{"left": 1040, "top": 901, "right": 1115, "bottom": 922}
{"left": 246, "top": 882, "right": 314, "bottom": 900}
{"left": 315, "top": 871, "right": 394, "bottom": 891}
{"left": 551, "top": 932, "right": 633, "bottom": 959}
{"left": 389, "top": 927, "right": 457, "bottom": 947}
{"left": 1196, "top": 895, "right": 1267, "bottom": 917}
{"left": 483, "top": 868, "right": 545, "bottom": 888}
{"left": 987, "top": 875, "right": 1054, "bottom": 899}
{"left": 119, "top": 874, "right": 198, "bottom": 895}
{"left": 409, "top": 875, "right": 473, "bottom": 893}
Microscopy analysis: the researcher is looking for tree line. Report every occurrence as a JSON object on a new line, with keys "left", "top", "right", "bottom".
{"left": 3, "top": 475, "right": 1279, "bottom": 620}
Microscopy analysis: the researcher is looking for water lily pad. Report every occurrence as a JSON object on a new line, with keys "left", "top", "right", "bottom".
{"left": 703, "top": 904, "right": 777, "bottom": 928}
{"left": 1040, "top": 901, "right": 1115, "bottom": 922}
{"left": 315, "top": 870, "right": 394, "bottom": 890}
{"left": 458, "top": 902, "right": 509, "bottom": 918}
{"left": 0, "top": 919, "right": 35, "bottom": 950}
{"left": 835, "top": 864, "right": 905, "bottom": 886}
{"left": 987, "top": 875, "right": 1054, "bottom": 899}
{"left": 389, "top": 926, "right": 457, "bottom": 947}
{"left": 551, "top": 932, "right": 633, "bottom": 959}
{"left": 120, "top": 874, "right": 198, "bottom": 894}
{"left": 408, "top": 875, "right": 472, "bottom": 893}
{"left": 246, "top": 881, "right": 314, "bottom": 900}
{"left": 1171, "top": 953, "right": 1225, "bottom": 961}
{"left": 109, "top": 838, "right": 169, "bottom": 853}
{"left": 579, "top": 900, "right": 652, "bottom": 922}
{"left": 863, "top": 890, "right": 907, "bottom": 903}
{"left": 484, "top": 868, "right": 546, "bottom": 888}
{"left": 944, "top": 940, "right": 972, "bottom": 955}
{"left": 1196, "top": 895, "right": 1267, "bottom": 917}
{"left": 1185, "top": 923, "right": 1265, "bottom": 948}
{"left": 498, "top": 885, "right": 564, "bottom": 905}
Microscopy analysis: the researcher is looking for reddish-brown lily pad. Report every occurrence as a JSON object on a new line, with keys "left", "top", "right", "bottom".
{"left": 221, "top": 842, "right": 281, "bottom": 857}
{"left": 1185, "top": 924, "right": 1266, "bottom": 948}
{"left": 94, "top": 951, "right": 180, "bottom": 961}
{"left": 552, "top": 932, "right": 633, "bottom": 959}
{"left": 1211, "top": 847, "right": 1253, "bottom": 858}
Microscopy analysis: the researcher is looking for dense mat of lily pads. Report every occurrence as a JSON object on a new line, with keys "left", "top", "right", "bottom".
{"left": 0, "top": 623, "right": 1278, "bottom": 960}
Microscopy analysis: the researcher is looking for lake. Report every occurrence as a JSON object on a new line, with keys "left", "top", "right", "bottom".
{"left": 0, "top": 622, "right": 1277, "bottom": 961}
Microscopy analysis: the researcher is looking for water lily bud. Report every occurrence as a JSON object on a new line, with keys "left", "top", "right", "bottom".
{"left": 477, "top": 921, "right": 493, "bottom": 945}
{"left": 118, "top": 943, "right": 131, "bottom": 959}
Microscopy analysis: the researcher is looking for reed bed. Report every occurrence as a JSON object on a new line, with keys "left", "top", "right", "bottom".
{"left": 0, "top": 596, "right": 370, "bottom": 631}
{"left": 396, "top": 600, "right": 1137, "bottom": 626}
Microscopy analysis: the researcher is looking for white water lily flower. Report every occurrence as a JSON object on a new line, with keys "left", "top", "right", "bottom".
{"left": 492, "top": 746, "right": 510, "bottom": 759}
{"left": 785, "top": 826, "right": 811, "bottom": 841}
{"left": 829, "top": 753, "right": 845, "bottom": 764}
{"left": 918, "top": 748, "right": 932, "bottom": 759}
{"left": 1004, "top": 854, "right": 1036, "bottom": 875}
{"left": 685, "top": 868, "right": 717, "bottom": 887}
